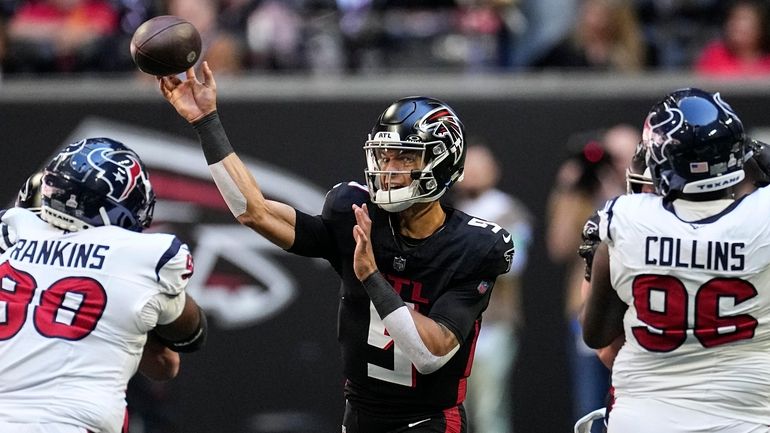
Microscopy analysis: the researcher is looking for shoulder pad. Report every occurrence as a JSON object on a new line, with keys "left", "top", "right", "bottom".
{"left": 2, "top": 207, "right": 58, "bottom": 237}
{"left": 322, "top": 181, "right": 369, "bottom": 216}
{"left": 459, "top": 213, "right": 515, "bottom": 276}
{"left": 152, "top": 235, "right": 194, "bottom": 296}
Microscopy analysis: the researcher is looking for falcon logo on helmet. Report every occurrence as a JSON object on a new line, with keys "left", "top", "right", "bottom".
{"left": 417, "top": 108, "right": 465, "bottom": 164}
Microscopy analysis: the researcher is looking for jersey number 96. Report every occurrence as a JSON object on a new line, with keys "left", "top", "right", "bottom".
{"left": 632, "top": 275, "right": 757, "bottom": 352}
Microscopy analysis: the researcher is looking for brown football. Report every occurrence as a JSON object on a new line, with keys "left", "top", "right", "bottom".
{"left": 130, "top": 15, "right": 202, "bottom": 76}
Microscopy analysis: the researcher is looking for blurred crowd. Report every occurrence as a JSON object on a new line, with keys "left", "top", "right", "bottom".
{"left": 1, "top": 0, "right": 770, "bottom": 77}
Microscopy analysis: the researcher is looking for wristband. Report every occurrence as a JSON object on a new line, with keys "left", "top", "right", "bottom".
{"left": 154, "top": 306, "right": 208, "bottom": 353}
{"left": 362, "top": 272, "right": 405, "bottom": 318}
{"left": 192, "top": 111, "right": 234, "bottom": 165}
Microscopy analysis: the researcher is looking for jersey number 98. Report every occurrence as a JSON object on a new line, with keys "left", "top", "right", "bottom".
{"left": 0, "top": 262, "right": 107, "bottom": 341}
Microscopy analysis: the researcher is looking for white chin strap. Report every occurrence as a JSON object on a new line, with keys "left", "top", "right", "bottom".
{"left": 41, "top": 206, "right": 92, "bottom": 232}
{"left": 374, "top": 183, "right": 420, "bottom": 213}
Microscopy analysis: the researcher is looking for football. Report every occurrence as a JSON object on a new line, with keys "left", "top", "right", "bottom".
{"left": 130, "top": 15, "right": 202, "bottom": 76}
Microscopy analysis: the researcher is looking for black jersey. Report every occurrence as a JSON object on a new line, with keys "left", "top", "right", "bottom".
{"left": 289, "top": 182, "right": 514, "bottom": 418}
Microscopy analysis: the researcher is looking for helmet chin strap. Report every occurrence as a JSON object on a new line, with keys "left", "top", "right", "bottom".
{"left": 41, "top": 206, "right": 91, "bottom": 232}
{"left": 99, "top": 207, "right": 113, "bottom": 227}
{"left": 681, "top": 170, "right": 745, "bottom": 194}
{"left": 375, "top": 183, "right": 420, "bottom": 212}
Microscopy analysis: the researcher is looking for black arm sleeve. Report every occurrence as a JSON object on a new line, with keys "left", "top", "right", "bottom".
{"left": 191, "top": 111, "right": 234, "bottom": 165}
{"left": 152, "top": 306, "right": 208, "bottom": 353}
{"left": 287, "top": 209, "right": 336, "bottom": 259}
{"left": 429, "top": 278, "right": 493, "bottom": 344}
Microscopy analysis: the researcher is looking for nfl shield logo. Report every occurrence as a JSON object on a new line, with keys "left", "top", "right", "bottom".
{"left": 477, "top": 280, "right": 491, "bottom": 295}
{"left": 393, "top": 256, "right": 406, "bottom": 272}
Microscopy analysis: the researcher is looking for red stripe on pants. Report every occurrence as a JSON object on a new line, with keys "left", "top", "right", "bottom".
{"left": 443, "top": 406, "right": 462, "bottom": 433}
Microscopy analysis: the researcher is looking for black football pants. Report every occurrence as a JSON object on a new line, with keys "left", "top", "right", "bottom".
{"left": 342, "top": 401, "right": 467, "bottom": 433}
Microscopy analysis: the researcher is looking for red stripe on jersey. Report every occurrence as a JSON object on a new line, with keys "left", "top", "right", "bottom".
{"left": 443, "top": 406, "right": 462, "bottom": 433}
{"left": 122, "top": 400, "right": 129, "bottom": 433}
{"left": 456, "top": 320, "right": 481, "bottom": 404}
{"left": 456, "top": 377, "right": 467, "bottom": 405}
{"left": 463, "top": 320, "right": 481, "bottom": 377}
{"left": 608, "top": 385, "right": 616, "bottom": 412}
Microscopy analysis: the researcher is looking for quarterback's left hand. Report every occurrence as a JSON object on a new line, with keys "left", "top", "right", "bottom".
{"left": 352, "top": 203, "right": 378, "bottom": 281}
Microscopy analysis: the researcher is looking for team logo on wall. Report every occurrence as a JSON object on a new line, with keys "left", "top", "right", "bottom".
{"left": 45, "top": 118, "right": 328, "bottom": 329}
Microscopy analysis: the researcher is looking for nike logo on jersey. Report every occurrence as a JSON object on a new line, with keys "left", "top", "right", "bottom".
{"left": 408, "top": 419, "right": 431, "bottom": 428}
{"left": 503, "top": 233, "right": 512, "bottom": 243}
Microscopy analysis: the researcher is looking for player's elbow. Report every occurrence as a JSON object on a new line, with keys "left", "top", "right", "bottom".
{"left": 583, "top": 326, "right": 619, "bottom": 350}
{"left": 236, "top": 209, "right": 270, "bottom": 237}
{"left": 411, "top": 344, "right": 459, "bottom": 374}
{"left": 583, "top": 335, "right": 605, "bottom": 350}
{"left": 413, "top": 357, "right": 450, "bottom": 375}
{"left": 236, "top": 212, "right": 255, "bottom": 228}
{"left": 236, "top": 203, "right": 263, "bottom": 227}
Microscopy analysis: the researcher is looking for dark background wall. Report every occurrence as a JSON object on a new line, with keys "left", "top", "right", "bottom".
{"left": 2, "top": 76, "right": 768, "bottom": 433}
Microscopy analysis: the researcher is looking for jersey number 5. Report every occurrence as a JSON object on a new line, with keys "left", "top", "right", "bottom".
{"left": 0, "top": 262, "right": 107, "bottom": 341}
{"left": 367, "top": 302, "right": 414, "bottom": 387}
{"left": 632, "top": 275, "right": 758, "bottom": 352}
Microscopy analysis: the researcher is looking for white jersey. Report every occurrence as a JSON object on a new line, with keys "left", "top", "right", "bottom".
{"left": 598, "top": 189, "right": 770, "bottom": 424}
{"left": 0, "top": 208, "right": 192, "bottom": 433}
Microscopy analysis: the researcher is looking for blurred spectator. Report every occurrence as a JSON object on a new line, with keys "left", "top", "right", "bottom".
{"left": 304, "top": 1, "right": 346, "bottom": 73}
{"left": 427, "top": 0, "right": 515, "bottom": 71}
{"left": 508, "top": 0, "right": 577, "bottom": 69}
{"left": 449, "top": 143, "right": 532, "bottom": 433}
{"left": 5, "top": 0, "right": 119, "bottom": 73}
{"left": 109, "top": 0, "right": 160, "bottom": 72}
{"left": 532, "top": 0, "right": 651, "bottom": 72}
{"left": 545, "top": 124, "right": 638, "bottom": 426}
{"left": 167, "top": 0, "right": 247, "bottom": 75}
{"left": 635, "top": 0, "right": 721, "bottom": 69}
{"left": 694, "top": 0, "right": 770, "bottom": 77}
{"left": 246, "top": 0, "right": 304, "bottom": 71}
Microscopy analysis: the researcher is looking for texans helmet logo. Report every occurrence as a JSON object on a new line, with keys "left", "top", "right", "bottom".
{"left": 644, "top": 107, "right": 684, "bottom": 166}
{"left": 89, "top": 147, "right": 148, "bottom": 203}
{"left": 52, "top": 140, "right": 151, "bottom": 205}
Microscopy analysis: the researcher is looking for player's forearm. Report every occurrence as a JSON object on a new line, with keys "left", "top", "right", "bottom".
{"left": 596, "top": 335, "right": 624, "bottom": 369}
{"left": 583, "top": 244, "right": 626, "bottom": 348}
{"left": 362, "top": 272, "right": 458, "bottom": 373}
{"left": 139, "top": 333, "right": 180, "bottom": 381}
{"left": 193, "top": 112, "right": 296, "bottom": 248}
{"left": 409, "top": 308, "right": 459, "bottom": 356}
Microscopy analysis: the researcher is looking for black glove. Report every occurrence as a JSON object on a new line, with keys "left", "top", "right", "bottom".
{"left": 747, "top": 139, "right": 770, "bottom": 187}
{"left": 578, "top": 213, "right": 601, "bottom": 282}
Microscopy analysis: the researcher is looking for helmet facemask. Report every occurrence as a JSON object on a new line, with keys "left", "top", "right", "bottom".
{"left": 364, "top": 132, "right": 449, "bottom": 212}
{"left": 625, "top": 141, "right": 654, "bottom": 194}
